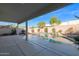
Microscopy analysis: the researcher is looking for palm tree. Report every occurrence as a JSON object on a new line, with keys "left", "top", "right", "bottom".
{"left": 37, "top": 22, "right": 46, "bottom": 36}
{"left": 50, "top": 16, "right": 61, "bottom": 37}
{"left": 37, "top": 22, "right": 45, "bottom": 28}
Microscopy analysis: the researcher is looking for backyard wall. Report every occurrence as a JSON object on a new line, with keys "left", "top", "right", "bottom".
{"left": 28, "top": 24, "right": 79, "bottom": 35}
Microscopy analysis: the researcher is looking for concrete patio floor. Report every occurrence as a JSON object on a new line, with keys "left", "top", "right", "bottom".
{"left": 0, "top": 35, "right": 79, "bottom": 56}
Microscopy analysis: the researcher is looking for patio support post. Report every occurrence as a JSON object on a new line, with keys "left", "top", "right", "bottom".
{"left": 26, "top": 21, "right": 28, "bottom": 40}
{"left": 16, "top": 23, "right": 19, "bottom": 35}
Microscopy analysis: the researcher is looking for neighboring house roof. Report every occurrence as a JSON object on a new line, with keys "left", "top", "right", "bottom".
{"left": 60, "top": 20, "right": 79, "bottom": 25}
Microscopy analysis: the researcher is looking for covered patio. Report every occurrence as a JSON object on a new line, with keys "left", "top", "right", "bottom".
{"left": 0, "top": 3, "right": 79, "bottom": 56}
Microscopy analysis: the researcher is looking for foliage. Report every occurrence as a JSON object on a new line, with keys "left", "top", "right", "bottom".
{"left": 44, "top": 27, "right": 48, "bottom": 32}
{"left": 37, "top": 22, "right": 46, "bottom": 28}
{"left": 50, "top": 17, "right": 61, "bottom": 26}
{"left": 50, "top": 16, "right": 62, "bottom": 37}
{"left": 52, "top": 28, "right": 55, "bottom": 34}
{"left": 38, "top": 28, "right": 40, "bottom": 32}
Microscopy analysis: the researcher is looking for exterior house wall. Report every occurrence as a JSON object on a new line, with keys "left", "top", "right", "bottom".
{"left": 28, "top": 24, "right": 79, "bottom": 35}
{"left": 33, "top": 28, "right": 39, "bottom": 34}
{"left": 54, "top": 25, "right": 74, "bottom": 34}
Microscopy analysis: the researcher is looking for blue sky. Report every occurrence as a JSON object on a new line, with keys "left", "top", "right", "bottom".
{"left": 28, "top": 3, "right": 79, "bottom": 27}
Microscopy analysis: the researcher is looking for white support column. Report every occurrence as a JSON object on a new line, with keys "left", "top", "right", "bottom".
{"left": 26, "top": 21, "right": 28, "bottom": 40}
{"left": 16, "top": 23, "right": 19, "bottom": 35}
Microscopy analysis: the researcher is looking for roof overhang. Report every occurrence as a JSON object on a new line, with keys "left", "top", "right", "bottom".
{"left": 0, "top": 3, "right": 71, "bottom": 24}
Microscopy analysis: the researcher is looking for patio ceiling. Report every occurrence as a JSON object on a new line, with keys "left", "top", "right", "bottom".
{"left": 0, "top": 3, "right": 71, "bottom": 24}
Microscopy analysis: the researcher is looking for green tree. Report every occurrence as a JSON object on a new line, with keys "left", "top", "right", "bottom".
{"left": 50, "top": 17, "right": 61, "bottom": 37}
{"left": 50, "top": 17, "right": 61, "bottom": 26}
{"left": 37, "top": 22, "right": 46, "bottom": 36}
{"left": 37, "top": 22, "right": 46, "bottom": 28}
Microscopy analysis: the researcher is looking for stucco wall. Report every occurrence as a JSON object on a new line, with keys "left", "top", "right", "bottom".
{"left": 28, "top": 24, "right": 79, "bottom": 35}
